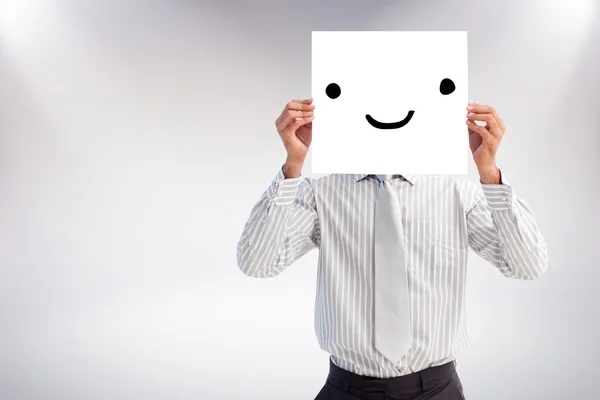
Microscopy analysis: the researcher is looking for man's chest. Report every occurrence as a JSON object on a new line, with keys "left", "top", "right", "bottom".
{"left": 312, "top": 176, "right": 470, "bottom": 273}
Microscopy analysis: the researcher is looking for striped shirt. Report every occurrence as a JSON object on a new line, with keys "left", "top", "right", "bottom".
{"left": 237, "top": 168, "right": 548, "bottom": 378}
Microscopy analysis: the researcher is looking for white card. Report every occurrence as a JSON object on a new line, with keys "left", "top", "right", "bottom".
{"left": 311, "top": 31, "right": 469, "bottom": 175}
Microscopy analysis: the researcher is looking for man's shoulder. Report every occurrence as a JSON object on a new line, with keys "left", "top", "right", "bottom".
{"left": 308, "top": 173, "right": 360, "bottom": 187}
{"left": 425, "top": 174, "right": 483, "bottom": 198}
{"left": 427, "top": 173, "right": 478, "bottom": 185}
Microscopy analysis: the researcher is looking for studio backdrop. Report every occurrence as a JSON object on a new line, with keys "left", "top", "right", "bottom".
{"left": 0, "top": 1, "right": 598, "bottom": 399}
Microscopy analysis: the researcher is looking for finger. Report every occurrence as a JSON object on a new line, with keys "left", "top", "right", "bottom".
{"left": 284, "top": 116, "right": 314, "bottom": 132}
{"left": 285, "top": 100, "right": 315, "bottom": 111}
{"left": 466, "top": 113, "right": 502, "bottom": 137}
{"left": 286, "top": 110, "right": 315, "bottom": 119}
{"left": 466, "top": 104, "right": 505, "bottom": 132}
{"left": 292, "top": 98, "right": 313, "bottom": 104}
{"left": 494, "top": 113, "right": 505, "bottom": 132}
{"left": 466, "top": 120, "right": 491, "bottom": 140}
{"left": 467, "top": 104, "right": 495, "bottom": 114}
{"left": 276, "top": 110, "right": 315, "bottom": 130}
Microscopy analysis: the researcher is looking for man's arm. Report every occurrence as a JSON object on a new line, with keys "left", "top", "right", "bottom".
{"left": 237, "top": 97, "right": 317, "bottom": 277}
{"left": 464, "top": 171, "right": 548, "bottom": 280}
{"left": 237, "top": 165, "right": 320, "bottom": 278}
{"left": 464, "top": 102, "right": 547, "bottom": 279}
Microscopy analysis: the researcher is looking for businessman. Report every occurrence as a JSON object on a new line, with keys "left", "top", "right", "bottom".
{"left": 237, "top": 98, "right": 548, "bottom": 399}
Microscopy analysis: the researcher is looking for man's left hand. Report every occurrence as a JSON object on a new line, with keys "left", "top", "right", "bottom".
{"left": 466, "top": 101, "right": 504, "bottom": 184}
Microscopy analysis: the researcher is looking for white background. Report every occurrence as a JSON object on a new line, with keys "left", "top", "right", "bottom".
{"left": 0, "top": 0, "right": 599, "bottom": 399}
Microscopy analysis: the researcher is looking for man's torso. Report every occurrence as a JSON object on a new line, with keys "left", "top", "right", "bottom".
{"left": 309, "top": 173, "right": 480, "bottom": 378}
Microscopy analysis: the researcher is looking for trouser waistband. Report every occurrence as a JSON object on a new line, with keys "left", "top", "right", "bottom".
{"left": 328, "top": 359, "right": 457, "bottom": 391}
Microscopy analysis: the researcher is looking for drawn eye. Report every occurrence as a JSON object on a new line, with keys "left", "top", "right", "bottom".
{"left": 439, "top": 78, "right": 455, "bottom": 95}
{"left": 326, "top": 83, "right": 341, "bottom": 99}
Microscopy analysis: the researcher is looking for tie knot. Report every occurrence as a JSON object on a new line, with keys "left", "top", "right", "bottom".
{"left": 377, "top": 174, "right": 395, "bottom": 182}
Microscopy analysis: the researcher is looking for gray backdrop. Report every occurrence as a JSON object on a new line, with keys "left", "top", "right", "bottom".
{"left": 1, "top": 0, "right": 598, "bottom": 399}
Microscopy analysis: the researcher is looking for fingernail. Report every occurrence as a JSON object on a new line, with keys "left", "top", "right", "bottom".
{"left": 466, "top": 106, "right": 473, "bottom": 111}
{"left": 468, "top": 101, "right": 475, "bottom": 105}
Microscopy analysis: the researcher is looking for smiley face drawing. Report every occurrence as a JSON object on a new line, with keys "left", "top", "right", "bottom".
{"left": 311, "top": 31, "right": 469, "bottom": 175}
{"left": 325, "top": 78, "right": 456, "bottom": 130}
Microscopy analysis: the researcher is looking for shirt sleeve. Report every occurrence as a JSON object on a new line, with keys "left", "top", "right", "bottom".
{"left": 236, "top": 167, "right": 320, "bottom": 278}
{"left": 465, "top": 170, "right": 548, "bottom": 280}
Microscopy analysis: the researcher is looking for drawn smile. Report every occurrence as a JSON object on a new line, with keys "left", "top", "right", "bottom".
{"left": 365, "top": 110, "right": 415, "bottom": 129}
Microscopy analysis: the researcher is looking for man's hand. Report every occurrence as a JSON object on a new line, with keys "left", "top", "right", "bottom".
{"left": 275, "top": 98, "right": 315, "bottom": 177}
{"left": 466, "top": 101, "right": 505, "bottom": 184}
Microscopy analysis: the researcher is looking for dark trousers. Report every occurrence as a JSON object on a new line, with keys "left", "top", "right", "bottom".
{"left": 315, "top": 359, "right": 465, "bottom": 400}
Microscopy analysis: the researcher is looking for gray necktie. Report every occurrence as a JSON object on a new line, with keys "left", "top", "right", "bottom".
{"left": 374, "top": 174, "right": 411, "bottom": 364}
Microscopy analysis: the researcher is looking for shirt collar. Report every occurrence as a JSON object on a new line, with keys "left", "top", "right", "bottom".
{"left": 355, "top": 174, "right": 418, "bottom": 185}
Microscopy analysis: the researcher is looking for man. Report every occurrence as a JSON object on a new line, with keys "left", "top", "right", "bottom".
{"left": 236, "top": 98, "right": 548, "bottom": 399}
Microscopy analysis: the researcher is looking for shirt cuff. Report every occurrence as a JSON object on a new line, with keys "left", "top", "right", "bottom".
{"left": 480, "top": 170, "right": 516, "bottom": 211}
{"left": 266, "top": 166, "right": 303, "bottom": 206}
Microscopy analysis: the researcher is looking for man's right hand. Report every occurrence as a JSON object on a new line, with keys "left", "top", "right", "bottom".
{"left": 275, "top": 98, "right": 315, "bottom": 177}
